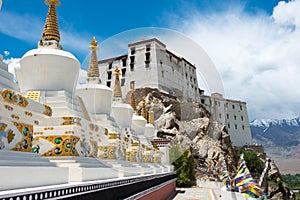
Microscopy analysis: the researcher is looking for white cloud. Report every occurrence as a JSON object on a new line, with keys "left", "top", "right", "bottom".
{"left": 169, "top": 0, "right": 300, "bottom": 120}
{"left": 3, "top": 57, "right": 20, "bottom": 83}
{"left": 4, "top": 51, "right": 9, "bottom": 57}
{"left": 273, "top": 0, "right": 300, "bottom": 27}
{"left": 3, "top": 57, "right": 20, "bottom": 75}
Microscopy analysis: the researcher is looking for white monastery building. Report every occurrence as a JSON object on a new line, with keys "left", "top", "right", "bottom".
{"left": 99, "top": 38, "right": 204, "bottom": 102}
{"left": 98, "top": 38, "right": 252, "bottom": 147}
{"left": 201, "top": 93, "right": 252, "bottom": 147}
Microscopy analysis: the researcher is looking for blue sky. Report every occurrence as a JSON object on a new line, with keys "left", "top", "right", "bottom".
{"left": 1, "top": 0, "right": 300, "bottom": 120}
{"left": 0, "top": 0, "right": 284, "bottom": 61}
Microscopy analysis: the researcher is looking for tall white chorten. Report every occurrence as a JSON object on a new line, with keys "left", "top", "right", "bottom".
{"left": 17, "top": 0, "right": 80, "bottom": 94}
{"left": 76, "top": 37, "right": 113, "bottom": 118}
{"left": 110, "top": 67, "right": 134, "bottom": 129}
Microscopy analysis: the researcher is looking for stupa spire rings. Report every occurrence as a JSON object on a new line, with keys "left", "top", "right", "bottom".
{"left": 39, "top": 0, "right": 61, "bottom": 49}
{"left": 130, "top": 83, "right": 136, "bottom": 111}
{"left": 148, "top": 109, "right": 154, "bottom": 125}
{"left": 141, "top": 97, "right": 147, "bottom": 119}
{"left": 87, "top": 37, "right": 100, "bottom": 83}
{"left": 89, "top": 37, "right": 98, "bottom": 50}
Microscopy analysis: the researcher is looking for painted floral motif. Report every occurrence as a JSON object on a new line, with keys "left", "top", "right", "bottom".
{"left": 11, "top": 122, "right": 33, "bottom": 152}
{"left": 32, "top": 145, "right": 40, "bottom": 153}
{"left": 7, "top": 129, "right": 15, "bottom": 144}
{"left": 61, "top": 117, "right": 81, "bottom": 126}
{"left": 43, "top": 104, "right": 52, "bottom": 117}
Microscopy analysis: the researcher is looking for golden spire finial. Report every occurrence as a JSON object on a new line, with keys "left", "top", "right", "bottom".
{"left": 148, "top": 108, "right": 154, "bottom": 125}
{"left": 40, "top": 0, "right": 61, "bottom": 46}
{"left": 113, "top": 66, "right": 122, "bottom": 98}
{"left": 87, "top": 37, "right": 100, "bottom": 83}
{"left": 90, "top": 37, "right": 97, "bottom": 48}
{"left": 141, "top": 97, "right": 147, "bottom": 119}
{"left": 130, "top": 83, "right": 136, "bottom": 111}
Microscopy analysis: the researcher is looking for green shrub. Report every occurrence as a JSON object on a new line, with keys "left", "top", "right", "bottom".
{"left": 172, "top": 149, "right": 196, "bottom": 186}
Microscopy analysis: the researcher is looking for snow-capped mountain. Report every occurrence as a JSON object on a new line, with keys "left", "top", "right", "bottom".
{"left": 251, "top": 117, "right": 300, "bottom": 129}
{"left": 250, "top": 117, "right": 300, "bottom": 158}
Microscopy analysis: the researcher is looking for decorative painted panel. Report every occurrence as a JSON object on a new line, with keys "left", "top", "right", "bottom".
{"left": 34, "top": 135, "right": 79, "bottom": 156}
{"left": 1, "top": 89, "right": 29, "bottom": 108}
{"left": 99, "top": 145, "right": 118, "bottom": 160}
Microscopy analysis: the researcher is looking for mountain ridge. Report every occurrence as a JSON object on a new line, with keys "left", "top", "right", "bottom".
{"left": 250, "top": 116, "right": 300, "bottom": 159}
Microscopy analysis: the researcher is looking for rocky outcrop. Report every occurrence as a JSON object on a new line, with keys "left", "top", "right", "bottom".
{"left": 127, "top": 88, "right": 295, "bottom": 199}
{"left": 126, "top": 88, "right": 237, "bottom": 179}
{"left": 267, "top": 160, "right": 296, "bottom": 200}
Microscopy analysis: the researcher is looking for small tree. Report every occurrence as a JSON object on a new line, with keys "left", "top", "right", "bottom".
{"left": 172, "top": 149, "right": 196, "bottom": 186}
{"left": 169, "top": 138, "right": 182, "bottom": 163}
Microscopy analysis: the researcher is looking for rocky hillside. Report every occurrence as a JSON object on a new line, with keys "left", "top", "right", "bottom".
{"left": 126, "top": 88, "right": 295, "bottom": 199}
{"left": 250, "top": 117, "right": 300, "bottom": 158}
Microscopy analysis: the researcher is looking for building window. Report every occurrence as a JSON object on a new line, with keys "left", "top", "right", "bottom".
{"left": 228, "top": 123, "right": 230, "bottom": 128}
{"left": 241, "top": 116, "right": 244, "bottom": 121}
{"left": 106, "top": 81, "right": 111, "bottom": 87}
{"left": 240, "top": 105, "right": 243, "bottom": 110}
{"left": 219, "top": 114, "right": 221, "bottom": 118}
{"left": 121, "top": 68, "right": 126, "bottom": 77}
{"left": 242, "top": 125, "right": 245, "bottom": 130}
{"left": 108, "top": 62, "right": 112, "bottom": 70}
{"left": 169, "top": 55, "right": 172, "bottom": 62}
{"left": 234, "top": 115, "right": 237, "bottom": 120}
{"left": 130, "top": 56, "right": 135, "bottom": 71}
{"left": 145, "top": 52, "right": 150, "bottom": 65}
{"left": 146, "top": 44, "right": 151, "bottom": 51}
{"left": 201, "top": 99, "right": 205, "bottom": 104}
{"left": 130, "top": 64, "right": 134, "bottom": 71}
{"left": 227, "top": 114, "right": 229, "bottom": 119}
{"left": 232, "top": 105, "right": 235, "bottom": 109}
{"left": 235, "top": 124, "right": 237, "bottom": 129}
{"left": 131, "top": 48, "right": 135, "bottom": 55}
{"left": 121, "top": 78, "right": 125, "bottom": 86}
{"left": 130, "top": 56, "right": 135, "bottom": 64}
{"left": 107, "top": 71, "right": 112, "bottom": 80}
{"left": 122, "top": 58, "right": 127, "bottom": 67}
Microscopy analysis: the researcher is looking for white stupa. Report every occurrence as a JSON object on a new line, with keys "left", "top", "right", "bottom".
{"left": 76, "top": 37, "right": 113, "bottom": 119}
{"left": 110, "top": 67, "right": 134, "bottom": 129}
{"left": 16, "top": 0, "right": 85, "bottom": 119}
